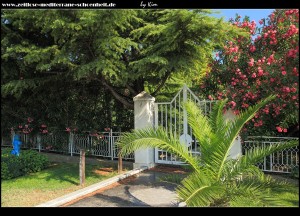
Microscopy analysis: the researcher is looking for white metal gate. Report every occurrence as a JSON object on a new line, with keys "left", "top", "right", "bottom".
{"left": 154, "top": 85, "right": 215, "bottom": 164}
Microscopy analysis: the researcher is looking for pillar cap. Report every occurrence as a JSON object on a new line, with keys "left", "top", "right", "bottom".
{"left": 133, "top": 91, "right": 155, "bottom": 102}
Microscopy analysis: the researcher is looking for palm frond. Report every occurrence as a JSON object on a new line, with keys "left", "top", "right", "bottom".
{"left": 223, "top": 140, "right": 299, "bottom": 180}
{"left": 221, "top": 139, "right": 298, "bottom": 180}
{"left": 185, "top": 101, "right": 224, "bottom": 170}
{"left": 243, "top": 139, "right": 299, "bottom": 165}
{"left": 184, "top": 100, "right": 213, "bottom": 147}
{"left": 221, "top": 158, "right": 264, "bottom": 181}
{"left": 216, "top": 95, "right": 276, "bottom": 179}
{"left": 229, "top": 174, "right": 293, "bottom": 207}
{"left": 209, "top": 99, "right": 229, "bottom": 137}
{"left": 117, "top": 127, "right": 202, "bottom": 172}
{"left": 177, "top": 171, "right": 225, "bottom": 207}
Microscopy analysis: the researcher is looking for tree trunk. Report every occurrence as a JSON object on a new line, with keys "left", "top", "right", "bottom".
{"left": 80, "top": 149, "right": 85, "bottom": 186}
{"left": 118, "top": 151, "right": 123, "bottom": 174}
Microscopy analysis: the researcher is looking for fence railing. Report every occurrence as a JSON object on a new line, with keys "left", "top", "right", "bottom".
{"left": 1, "top": 130, "right": 134, "bottom": 161}
{"left": 243, "top": 136, "right": 299, "bottom": 173}
{"left": 2, "top": 132, "right": 298, "bottom": 173}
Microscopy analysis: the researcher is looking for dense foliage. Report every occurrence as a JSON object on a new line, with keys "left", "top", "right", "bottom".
{"left": 1, "top": 9, "right": 245, "bottom": 135}
{"left": 198, "top": 9, "right": 299, "bottom": 138}
{"left": 1, "top": 149, "right": 49, "bottom": 179}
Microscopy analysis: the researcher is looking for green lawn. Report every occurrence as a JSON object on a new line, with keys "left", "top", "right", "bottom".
{"left": 1, "top": 163, "right": 118, "bottom": 207}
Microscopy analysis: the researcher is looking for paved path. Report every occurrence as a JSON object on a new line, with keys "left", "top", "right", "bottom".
{"left": 64, "top": 170, "right": 181, "bottom": 207}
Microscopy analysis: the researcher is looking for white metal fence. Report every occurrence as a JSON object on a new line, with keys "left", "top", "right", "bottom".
{"left": 1, "top": 130, "right": 134, "bottom": 160}
{"left": 2, "top": 132, "right": 298, "bottom": 173}
{"left": 243, "top": 136, "right": 299, "bottom": 173}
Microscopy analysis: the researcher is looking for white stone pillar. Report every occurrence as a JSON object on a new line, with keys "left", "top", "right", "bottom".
{"left": 133, "top": 91, "right": 155, "bottom": 169}
{"left": 223, "top": 109, "right": 242, "bottom": 159}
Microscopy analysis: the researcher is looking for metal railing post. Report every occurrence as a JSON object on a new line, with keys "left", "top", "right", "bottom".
{"left": 263, "top": 142, "right": 266, "bottom": 171}
{"left": 69, "top": 132, "right": 74, "bottom": 156}
{"left": 37, "top": 134, "right": 41, "bottom": 152}
{"left": 110, "top": 129, "right": 113, "bottom": 160}
{"left": 270, "top": 153, "right": 273, "bottom": 172}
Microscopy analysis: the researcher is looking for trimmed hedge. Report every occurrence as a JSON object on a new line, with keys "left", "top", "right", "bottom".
{"left": 1, "top": 148, "right": 49, "bottom": 180}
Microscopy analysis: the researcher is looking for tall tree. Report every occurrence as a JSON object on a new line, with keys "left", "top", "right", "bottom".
{"left": 2, "top": 9, "right": 245, "bottom": 109}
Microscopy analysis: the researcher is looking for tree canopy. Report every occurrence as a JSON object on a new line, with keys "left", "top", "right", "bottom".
{"left": 1, "top": 9, "right": 245, "bottom": 133}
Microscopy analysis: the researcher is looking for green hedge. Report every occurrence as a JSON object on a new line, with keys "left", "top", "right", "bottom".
{"left": 1, "top": 148, "right": 49, "bottom": 180}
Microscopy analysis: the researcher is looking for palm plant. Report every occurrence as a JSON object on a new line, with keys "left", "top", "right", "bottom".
{"left": 117, "top": 95, "right": 299, "bottom": 206}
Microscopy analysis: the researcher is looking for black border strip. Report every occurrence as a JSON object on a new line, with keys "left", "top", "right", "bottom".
{"left": 1, "top": 0, "right": 299, "bottom": 9}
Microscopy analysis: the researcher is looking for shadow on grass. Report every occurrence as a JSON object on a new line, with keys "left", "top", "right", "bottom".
{"left": 43, "top": 164, "right": 80, "bottom": 185}
{"left": 6, "top": 163, "right": 117, "bottom": 186}
{"left": 46, "top": 163, "right": 117, "bottom": 185}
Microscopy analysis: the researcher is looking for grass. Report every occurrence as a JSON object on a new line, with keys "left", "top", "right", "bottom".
{"left": 1, "top": 163, "right": 119, "bottom": 207}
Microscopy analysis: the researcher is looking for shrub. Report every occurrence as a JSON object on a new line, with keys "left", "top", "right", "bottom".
{"left": 199, "top": 9, "right": 299, "bottom": 138}
{"left": 1, "top": 148, "right": 49, "bottom": 180}
{"left": 1, "top": 155, "right": 24, "bottom": 179}
{"left": 19, "top": 150, "right": 49, "bottom": 173}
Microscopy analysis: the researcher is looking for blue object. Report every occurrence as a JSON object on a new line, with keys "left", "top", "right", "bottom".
{"left": 11, "top": 134, "right": 22, "bottom": 156}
